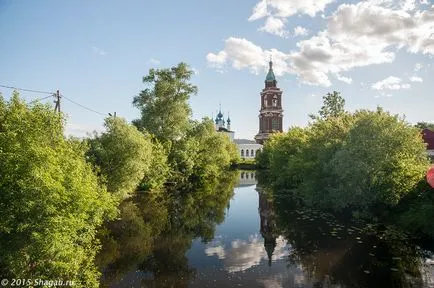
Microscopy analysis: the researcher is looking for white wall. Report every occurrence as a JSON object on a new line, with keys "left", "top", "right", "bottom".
{"left": 238, "top": 143, "right": 262, "bottom": 159}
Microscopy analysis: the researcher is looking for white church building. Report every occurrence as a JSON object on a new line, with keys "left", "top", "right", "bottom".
{"left": 214, "top": 108, "right": 262, "bottom": 159}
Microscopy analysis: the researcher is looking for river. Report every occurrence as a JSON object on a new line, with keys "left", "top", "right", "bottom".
{"left": 98, "top": 171, "right": 434, "bottom": 287}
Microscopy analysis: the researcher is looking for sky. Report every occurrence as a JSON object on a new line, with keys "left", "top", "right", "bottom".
{"left": 0, "top": 0, "right": 433, "bottom": 139}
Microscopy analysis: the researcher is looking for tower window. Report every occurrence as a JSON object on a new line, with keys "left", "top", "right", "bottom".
{"left": 272, "top": 119, "right": 279, "bottom": 131}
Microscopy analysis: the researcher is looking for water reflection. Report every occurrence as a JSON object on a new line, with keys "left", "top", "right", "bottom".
{"left": 98, "top": 171, "right": 434, "bottom": 287}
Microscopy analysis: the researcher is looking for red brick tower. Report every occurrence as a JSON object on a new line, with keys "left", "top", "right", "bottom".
{"left": 254, "top": 60, "right": 283, "bottom": 144}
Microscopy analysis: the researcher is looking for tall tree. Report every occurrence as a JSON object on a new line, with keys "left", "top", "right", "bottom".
{"left": 133, "top": 62, "right": 198, "bottom": 142}
{"left": 87, "top": 117, "right": 153, "bottom": 200}
{"left": 0, "top": 92, "right": 116, "bottom": 287}
{"left": 311, "top": 91, "right": 346, "bottom": 120}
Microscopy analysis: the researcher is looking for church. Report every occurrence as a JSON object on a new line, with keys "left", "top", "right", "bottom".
{"left": 215, "top": 60, "right": 284, "bottom": 159}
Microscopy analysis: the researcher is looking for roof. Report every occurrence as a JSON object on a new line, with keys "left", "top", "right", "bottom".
{"left": 422, "top": 129, "right": 434, "bottom": 150}
{"left": 265, "top": 61, "right": 275, "bottom": 81}
{"left": 234, "top": 139, "right": 257, "bottom": 144}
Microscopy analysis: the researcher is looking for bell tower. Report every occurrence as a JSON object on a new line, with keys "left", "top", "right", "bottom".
{"left": 254, "top": 60, "right": 283, "bottom": 144}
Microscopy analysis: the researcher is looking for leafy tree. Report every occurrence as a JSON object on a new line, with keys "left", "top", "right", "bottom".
{"left": 310, "top": 91, "right": 346, "bottom": 120}
{"left": 327, "top": 108, "right": 429, "bottom": 209}
{"left": 0, "top": 92, "right": 116, "bottom": 287}
{"left": 133, "top": 62, "right": 198, "bottom": 142}
{"left": 168, "top": 118, "right": 239, "bottom": 187}
{"left": 87, "top": 117, "right": 153, "bottom": 200}
{"left": 259, "top": 92, "right": 430, "bottom": 212}
{"left": 138, "top": 137, "right": 171, "bottom": 192}
{"left": 415, "top": 121, "right": 434, "bottom": 131}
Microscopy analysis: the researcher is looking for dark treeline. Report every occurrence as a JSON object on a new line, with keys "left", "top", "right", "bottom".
{"left": 0, "top": 63, "right": 239, "bottom": 287}
{"left": 257, "top": 91, "right": 434, "bottom": 238}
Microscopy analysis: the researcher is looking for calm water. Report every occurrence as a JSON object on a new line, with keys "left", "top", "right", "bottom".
{"left": 99, "top": 171, "right": 434, "bottom": 288}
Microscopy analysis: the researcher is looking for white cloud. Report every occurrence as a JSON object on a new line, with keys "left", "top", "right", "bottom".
{"left": 289, "top": 33, "right": 395, "bottom": 86}
{"left": 249, "top": 0, "right": 336, "bottom": 19}
{"left": 208, "top": 1, "right": 434, "bottom": 86}
{"left": 410, "top": 75, "right": 424, "bottom": 82}
{"left": 206, "top": 37, "right": 291, "bottom": 76}
{"left": 259, "top": 16, "right": 289, "bottom": 38}
{"left": 249, "top": 0, "right": 269, "bottom": 21}
{"left": 91, "top": 46, "right": 107, "bottom": 56}
{"left": 371, "top": 76, "right": 411, "bottom": 90}
{"left": 293, "top": 26, "right": 309, "bottom": 37}
{"left": 292, "top": 2, "right": 434, "bottom": 85}
{"left": 336, "top": 73, "right": 353, "bottom": 84}
{"left": 147, "top": 58, "right": 160, "bottom": 65}
{"left": 414, "top": 62, "right": 423, "bottom": 71}
{"left": 327, "top": 2, "right": 434, "bottom": 55}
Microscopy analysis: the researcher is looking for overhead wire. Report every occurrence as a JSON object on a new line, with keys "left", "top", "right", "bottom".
{"left": 61, "top": 94, "right": 107, "bottom": 116}
{"left": 0, "top": 84, "right": 54, "bottom": 95}
{"left": 1, "top": 84, "right": 111, "bottom": 117}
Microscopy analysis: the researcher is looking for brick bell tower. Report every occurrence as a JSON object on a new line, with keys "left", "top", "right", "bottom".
{"left": 254, "top": 60, "right": 283, "bottom": 144}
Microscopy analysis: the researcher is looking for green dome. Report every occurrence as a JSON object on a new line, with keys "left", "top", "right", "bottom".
{"left": 265, "top": 61, "right": 275, "bottom": 81}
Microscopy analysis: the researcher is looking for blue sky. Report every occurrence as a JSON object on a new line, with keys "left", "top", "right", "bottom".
{"left": 1, "top": 0, "right": 433, "bottom": 139}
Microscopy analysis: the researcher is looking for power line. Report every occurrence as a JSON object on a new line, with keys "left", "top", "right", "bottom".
{"left": 0, "top": 84, "right": 54, "bottom": 95}
{"left": 33, "top": 95, "right": 55, "bottom": 102}
{"left": 1, "top": 83, "right": 111, "bottom": 117}
{"left": 62, "top": 94, "right": 107, "bottom": 116}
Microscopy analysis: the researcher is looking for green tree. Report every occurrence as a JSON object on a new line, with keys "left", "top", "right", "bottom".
{"left": 259, "top": 92, "right": 430, "bottom": 212}
{"left": 0, "top": 92, "right": 116, "bottom": 287}
{"left": 328, "top": 109, "right": 429, "bottom": 209}
{"left": 139, "top": 137, "right": 170, "bottom": 192}
{"left": 310, "top": 91, "right": 346, "bottom": 120}
{"left": 415, "top": 121, "right": 434, "bottom": 131}
{"left": 87, "top": 117, "right": 153, "bottom": 200}
{"left": 168, "top": 118, "right": 239, "bottom": 186}
{"left": 133, "top": 62, "right": 198, "bottom": 142}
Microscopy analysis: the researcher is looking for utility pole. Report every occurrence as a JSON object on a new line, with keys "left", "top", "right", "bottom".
{"left": 54, "top": 90, "right": 61, "bottom": 113}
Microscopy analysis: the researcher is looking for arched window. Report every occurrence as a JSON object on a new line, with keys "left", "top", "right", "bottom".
{"left": 251, "top": 149, "right": 254, "bottom": 157}
{"left": 246, "top": 149, "right": 249, "bottom": 157}
{"left": 246, "top": 173, "right": 249, "bottom": 179}
{"left": 272, "top": 96, "right": 277, "bottom": 107}
{"left": 272, "top": 118, "right": 278, "bottom": 131}
{"left": 241, "top": 172, "right": 244, "bottom": 179}
{"left": 256, "top": 149, "right": 260, "bottom": 156}
{"left": 241, "top": 149, "right": 244, "bottom": 157}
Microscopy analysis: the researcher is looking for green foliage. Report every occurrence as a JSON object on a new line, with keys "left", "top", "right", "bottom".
{"left": 310, "top": 91, "right": 346, "bottom": 120}
{"left": 87, "top": 117, "right": 153, "bottom": 200}
{"left": 327, "top": 109, "right": 428, "bottom": 209}
{"left": 133, "top": 62, "right": 198, "bottom": 142}
{"left": 0, "top": 93, "right": 116, "bottom": 287}
{"left": 139, "top": 138, "right": 170, "bottom": 192}
{"left": 260, "top": 92, "right": 430, "bottom": 212}
{"left": 168, "top": 118, "right": 239, "bottom": 187}
{"left": 415, "top": 121, "right": 434, "bottom": 131}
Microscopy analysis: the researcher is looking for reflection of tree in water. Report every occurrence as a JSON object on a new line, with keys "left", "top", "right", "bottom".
{"left": 97, "top": 171, "right": 238, "bottom": 287}
{"left": 270, "top": 194, "right": 427, "bottom": 288}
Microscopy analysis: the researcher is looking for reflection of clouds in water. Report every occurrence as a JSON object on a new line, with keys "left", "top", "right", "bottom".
{"left": 205, "top": 235, "right": 290, "bottom": 273}
{"left": 205, "top": 245, "right": 225, "bottom": 259}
